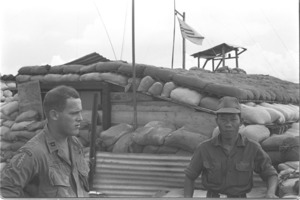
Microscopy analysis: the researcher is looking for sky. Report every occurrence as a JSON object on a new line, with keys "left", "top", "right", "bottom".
{"left": 1, "top": 0, "right": 299, "bottom": 83}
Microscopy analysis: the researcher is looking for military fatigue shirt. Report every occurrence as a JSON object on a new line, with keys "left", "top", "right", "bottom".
{"left": 0, "top": 125, "right": 90, "bottom": 198}
{"left": 185, "top": 134, "right": 277, "bottom": 196}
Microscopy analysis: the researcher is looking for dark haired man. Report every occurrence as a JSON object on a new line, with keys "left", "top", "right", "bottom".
{"left": 0, "top": 85, "right": 89, "bottom": 197}
{"left": 184, "top": 96, "right": 278, "bottom": 198}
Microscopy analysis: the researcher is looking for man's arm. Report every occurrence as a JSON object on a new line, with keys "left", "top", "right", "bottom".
{"left": 184, "top": 175, "right": 195, "bottom": 198}
{"left": 0, "top": 149, "right": 36, "bottom": 197}
{"left": 265, "top": 174, "right": 278, "bottom": 198}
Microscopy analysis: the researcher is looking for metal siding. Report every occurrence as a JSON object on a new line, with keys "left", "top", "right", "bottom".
{"left": 91, "top": 152, "right": 203, "bottom": 197}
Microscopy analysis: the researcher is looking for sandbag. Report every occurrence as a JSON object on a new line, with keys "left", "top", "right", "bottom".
{"left": 0, "top": 163, "right": 6, "bottom": 173}
{"left": 260, "top": 102, "right": 289, "bottom": 122}
{"left": 278, "top": 178, "right": 299, "bottom": 198}
{"left": 49, "top": 65, "right": 64, "bottom": 74}
{"left": 279, "top": 136, "right": 299, "bottom": 162}
{"left": 79, "top": 72, "right": 103, "bottom": 82}
{"left": 0, "top": 126, "right": 10, "bottom": 136}
{"left": 16, "top": 75, "right": 31, "bottom": 83}
{"left": 26, "top": 120, "right": 46, "bottom": 131}
{"left": 2, "top": 120, "right": 14, "bottom": 128}
{"left": 1, "top": 101, "right": 19, "bottom": 116}
{"left": 132, "top": 126, "right": 173, "bottom": 146}
{"left": 137, "top": 76, "right": 155, "bottom": 92}
{"left": 278, "top": 161, "right": 299, "bottom": 171}
{"left": 164, "top": 127, "right": 209, "bottom": 152}
{"left": 265, "top": 150, "right": 282, "bottom": 165}
{"left": 256, "top": 105, "right": 285, "bottom": 124}
{"left": 10, "top": 121, "right": 35, "bottom": 131}
{"left": 43, "top": 74, "right": 63, "bottom": 82}
{"left": 60, "top": 74, "right": 80, "bottom": 82}
{"left": 79, "top": 65, "right": 96, "bottom": 74}
{"left": 143, "top": 66, "right": 177, "bottom": 82}
{"left": 199, "top": 96, "right": 219, "bottom": 111}
{"left": 15, "top": 110, "right": 40, "bottom": 123}
{"left": 94, "top": 61, "right": 122, "bottom": 72}
{"left": 98, "top": 73, "right": 128, "bottom": 86}
{"left": 3, "top": 130, "right": 38, "bottom": 141}
{"left": 147, "top": 82, "right": 163, "bottom": 96}
{"left": 30, "top": 75, "right": 45, "bottom": 82}
{"left": 3, "top": 90, "right": 13, "bottom": 98}
{"left": 144, "top": 121, "right": 177, "bottom": 131}
{"left": 117, "top": 63, "right": 147, "bottom": 78}
{"left": 240, "top": 125, "right": 270, "bottom": 143}
{"left": 142, "top": 145, "right": 179, "bottom": 154}
{"left": 172, "top": 74, "right": 208, "bottom": 90}
{"left": 161, "top": 82, "right": 176, "bottom": 98}
{"left": 1, "top": 150, "right": 17, "bottom": 162}
{"left": 0, "top": 140, "right": 27, "bottom": 151}
{"left": 241, "top": 104, "right": 272, "bottom": 124}
{"left": 62, "top": 64, "right": 84, "bottom": 74}
{"left": 261, "top": 134, "right": 296, "bottom": 151}
{"left": 205, "top": 83, "right": 248, "bottom": 100}
{"left": 9, "top": 111, "right": 19, "bottom": 121}
{"left": 112, "top": 132, "right": 144, "bottom": 153}
{"left": 170, "top": 87, "right": 203, "bottom": 106}
{"left": 30, "top": 65, "right": 50, "bottom": 75}
{"left": 99, "top": 123, "right": 133, "bottom": 147}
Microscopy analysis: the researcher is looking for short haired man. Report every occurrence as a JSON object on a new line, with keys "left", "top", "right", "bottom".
{"left": 184, "top": 96, "right": 278, "bottom": 198}
{"left": 0, "top": 85, "right": 89, "bottom": 197}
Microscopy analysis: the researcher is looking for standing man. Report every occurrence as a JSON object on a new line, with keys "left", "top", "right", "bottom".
{"left": 0, "top": 85, "right": 89, "bottom": 197}
{"left": 184, "top": 96, "right": 278, "bottom": 198}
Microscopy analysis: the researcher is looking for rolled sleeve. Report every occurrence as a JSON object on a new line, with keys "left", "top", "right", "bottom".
{"left": 185, "top": 146, "right": 203, "bottom": 180}
{"left": 254, "top": 146, "right": 278, "bottom": 181}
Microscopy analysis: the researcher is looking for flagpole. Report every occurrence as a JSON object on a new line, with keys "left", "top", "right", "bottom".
{"left": 182, "top": 12, "right": 186, "bottom": 69}
{"left": 171, "top": 0, "right": 176, "bottom": 69}
{"left": 132, "top": 0, "right": 137, "bottom": 130}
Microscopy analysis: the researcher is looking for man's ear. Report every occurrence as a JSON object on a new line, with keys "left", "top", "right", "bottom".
{"left": 49, "top": 110, "right": 59, "bottom": 120}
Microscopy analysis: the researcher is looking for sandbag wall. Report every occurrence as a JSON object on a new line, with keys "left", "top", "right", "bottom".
{"left": 96, "top": 121, "right": 210, "bottom": 156}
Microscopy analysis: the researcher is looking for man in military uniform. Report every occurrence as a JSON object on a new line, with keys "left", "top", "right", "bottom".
{"left": 0, "top": 85, "right": 90, "bottom": 197}
{"left": 184, "top": 96, "right": 278, "bottom": 198}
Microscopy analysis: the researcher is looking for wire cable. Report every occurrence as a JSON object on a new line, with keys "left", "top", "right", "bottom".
{"left": 93, "top": 1, "right": 117, "bottom": 60}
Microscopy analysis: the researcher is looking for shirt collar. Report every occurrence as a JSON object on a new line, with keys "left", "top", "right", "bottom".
{"left": 44, "top": 125, "right": 82, "bottom": 154}
{"left": 212, "top": 133, "right": 246, "bottom": 147}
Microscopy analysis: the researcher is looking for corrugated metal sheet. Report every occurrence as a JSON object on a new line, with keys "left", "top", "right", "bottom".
{"left": 64, "top": 52, "right": 110, "bottom": 65}
{"left": 91, "top": 152, "right": 203, "bottom": 197}
{"left": 89, "top": 152, "right": 266, "bottom": 198}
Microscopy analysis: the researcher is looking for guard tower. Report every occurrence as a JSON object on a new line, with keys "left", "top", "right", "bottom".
{"left": 191, "top": 43, "right": 247, "bottom": 71}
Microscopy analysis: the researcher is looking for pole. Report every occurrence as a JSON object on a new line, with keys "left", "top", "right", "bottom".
{"left": 182, "top": 12, "right": 186, "bottom": 69}
{"left": 171, "top": 0, "right": 176, "bottom": 69}
{"left": 132, "top": 0, "right": 137, "bottom": 129}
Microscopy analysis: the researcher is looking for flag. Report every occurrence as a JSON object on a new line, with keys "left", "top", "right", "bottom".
{"left": 177, "top": 17, "right": 204, "bottom": 45}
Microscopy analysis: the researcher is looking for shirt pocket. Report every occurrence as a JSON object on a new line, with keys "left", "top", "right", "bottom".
{"left": 235, "top": 162, "right": 253, "bottom": 186}
{"left": 76, "top": 157, "right": 90, "bottom": 192}
{"left": 204, "top": 161, "right": 222, "bottom": 185}
{"left": 49, "top": 167, "right": 72, "bottom": 196}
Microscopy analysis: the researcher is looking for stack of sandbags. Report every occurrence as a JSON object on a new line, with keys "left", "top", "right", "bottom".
{"left": 16, "top": 62, "right": 130, "bottom": 87}
{"left": 97, "top": 121, "right": 209, "bottom": 156}
{"left": 0, "top": 93, "right": 46, "bottom": 172}
{"left": 277, "top": 161, "right": 299, "bottom": 198}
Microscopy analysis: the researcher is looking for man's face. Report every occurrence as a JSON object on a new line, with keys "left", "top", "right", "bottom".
{"left": 56, "top": 98, "right": 83, "bottom": 137}
{"left": 216, "top": 113, "right": 241, "bottom": 139}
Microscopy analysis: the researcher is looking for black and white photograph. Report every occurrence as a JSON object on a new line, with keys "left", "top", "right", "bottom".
{"left": 0, "top": 0, "right": 299, "bottom": 198}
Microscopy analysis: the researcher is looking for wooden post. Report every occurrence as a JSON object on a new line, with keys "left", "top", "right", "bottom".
{"left": 235, "top": 49, "right": 239, "bottom": 68}
{"left": 222, "top": 46, "right": 225, "bottom": 67}
{"left": 88, "top": 93, "right": 99, "bottom": 189}
{"left": 101, "top": 82, "right": 111, "bottom": 130}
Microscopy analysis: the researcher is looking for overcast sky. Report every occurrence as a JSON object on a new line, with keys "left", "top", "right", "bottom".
{"left": 1, "top": 0, "right": 299, "bottom": 83}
